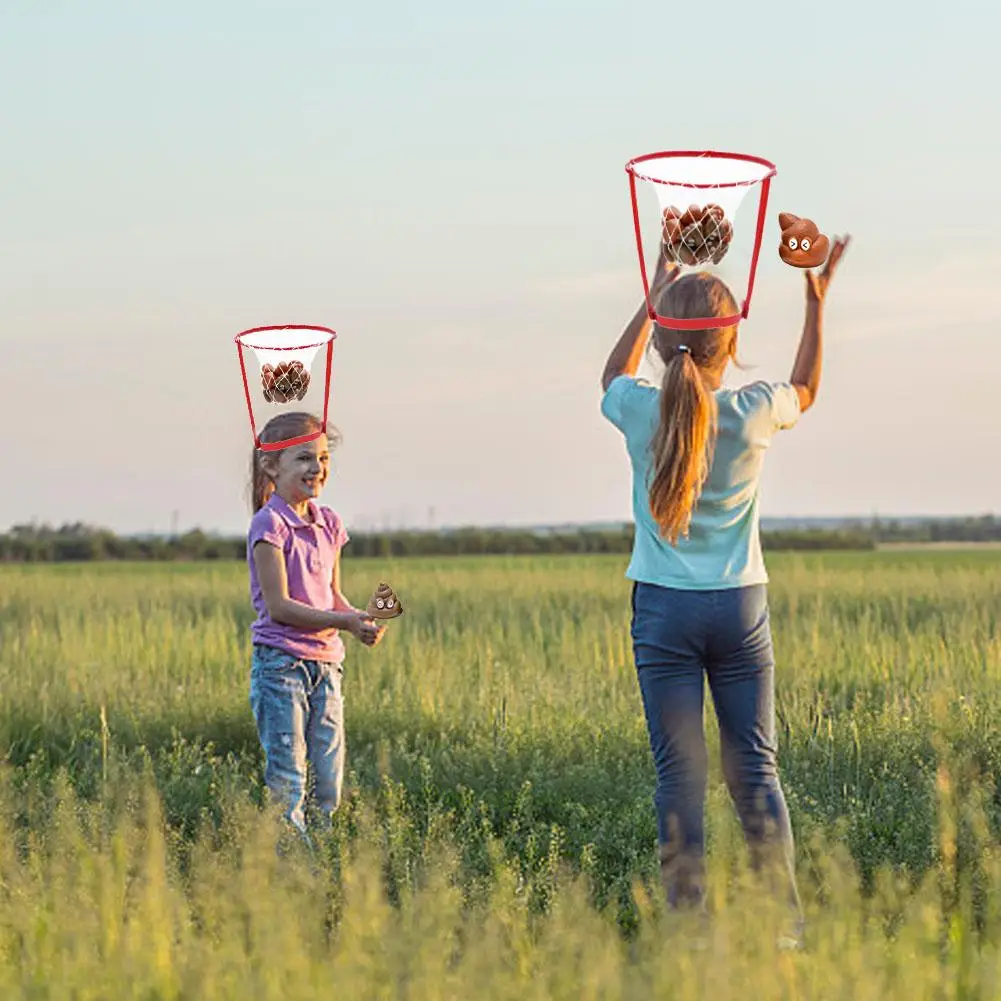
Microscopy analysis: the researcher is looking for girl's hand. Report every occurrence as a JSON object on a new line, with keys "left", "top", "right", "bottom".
{"left": 347, "top": 611, "right": 382, "bottom": 647}
{"left": 651, "top": 243, "right": 681, "bottom": 295}
{"left": 806, "top": 234, "right": 851, "bottom": 303}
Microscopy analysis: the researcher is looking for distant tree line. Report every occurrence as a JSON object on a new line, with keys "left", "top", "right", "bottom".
{"left": 0, "top": 520, "right": 892, "bottom": 562}
{"left": 0, "top": 516, "right": 997, "bottom": 563}
{"left": 868, "top": 514, "right": 1001, "bottom": 544}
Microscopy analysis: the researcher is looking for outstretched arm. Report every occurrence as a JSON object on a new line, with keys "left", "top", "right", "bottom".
{"left": 790, "top": 234, "right": 850, "bottom": 412}
{"left": 601, "top": 250, "right": 678, "bottom": 392}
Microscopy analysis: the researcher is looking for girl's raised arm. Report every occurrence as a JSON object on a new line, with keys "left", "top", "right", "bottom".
{"left": 601, "top": 252, "right": 679, "bottom": 392}
{"left": 789, "top": 235, "right": 850, "bottom": 412}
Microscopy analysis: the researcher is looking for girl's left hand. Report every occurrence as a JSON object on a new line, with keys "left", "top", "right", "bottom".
{"left": 346, "top": 611, "right": 383, "bottom": 647}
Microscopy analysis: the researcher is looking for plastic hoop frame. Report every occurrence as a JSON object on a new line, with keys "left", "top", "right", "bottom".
{"left": 625, "top": 150, "right": 777, "bottom": 331}
{"left": 234, "top": 324, "right": 337, "bottom": 451}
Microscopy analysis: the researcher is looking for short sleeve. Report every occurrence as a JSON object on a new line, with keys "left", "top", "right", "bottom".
{"left": 322, "top": 507, "right": 349, "bottom": 550}
{"left": 736, "top": 380, "right": 801, "bottom": 432}
{"left": 766, "top": 382, "right": 802, "bottom": 431}
{"left": 601, "top": 375, "right": 649, "bottom": 432}
{"left": 248, "top": 508, "right": 289, "bottom": 551}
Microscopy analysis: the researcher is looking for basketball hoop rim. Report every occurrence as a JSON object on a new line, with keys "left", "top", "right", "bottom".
{"left": 625, "top": 150, "right": 777, "bottom": 190}
{"left": 235, "top": 324, "right": 337, "bottom": 352}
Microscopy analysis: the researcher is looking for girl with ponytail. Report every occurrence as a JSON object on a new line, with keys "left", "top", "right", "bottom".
{"left": 600, "top": 236, "right": 850, "bottom": 944}
{"left": 246, "top": 411, "right": 383, "bottom": 844}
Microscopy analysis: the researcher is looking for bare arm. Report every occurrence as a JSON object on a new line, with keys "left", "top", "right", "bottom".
{"left": 601, "top": 305, "right": 654, "bottom": 393}
{"left": 790, "top": 235, "right": 851, "bottom": 413}
{"left": 790, "top": 298, "right": 823, "bottom": 412}
{"left": 601, "top": 252, "right": 679, "bottom": 392}
{"left": 253, "top": 541, "right": 359, "bottom": 631}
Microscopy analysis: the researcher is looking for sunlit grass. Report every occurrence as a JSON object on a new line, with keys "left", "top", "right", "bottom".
{"left": 2, "top": 550, "right": 1001, "bottom": 996}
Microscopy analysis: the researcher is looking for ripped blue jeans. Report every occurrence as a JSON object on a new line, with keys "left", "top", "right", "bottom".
{"left": 250, "top": 643, "right": 345, "bottom": 834}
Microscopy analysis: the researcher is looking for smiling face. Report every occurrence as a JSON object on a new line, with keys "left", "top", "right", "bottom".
{"left": 778, "top": 213, "right": 830, "bottom": 268}
{"left": 263, "top": 437, "right": 330, "bottom": 513}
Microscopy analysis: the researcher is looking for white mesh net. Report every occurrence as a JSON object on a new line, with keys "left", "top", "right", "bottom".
{"left": 660, "top": 203, "right": 734, "bottom": 267}
{"left": 236, "top": 327, "right": 334, "bottom": 405}
{"left": 629, "top": 153, "right": 774, "bottom": 271}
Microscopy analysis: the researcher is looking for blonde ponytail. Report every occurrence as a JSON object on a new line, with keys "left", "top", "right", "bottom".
{"left": 647, "top": 272, "right": 740, "bottom": 544}
{"left": 648, "top": 350, "right": 718, "bottom": 543}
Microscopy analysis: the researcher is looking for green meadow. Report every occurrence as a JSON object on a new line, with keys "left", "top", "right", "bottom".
{"left": 2, "top": 550, "right": 1001, "bottom": 998}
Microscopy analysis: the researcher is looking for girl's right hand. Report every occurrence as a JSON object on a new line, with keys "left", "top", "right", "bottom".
{"left": 346, "top": 611, "right": 382, "bottom": 647}
{"left": 651, "top": 241, "right": 682, "bottom": 295}
{"left": 806, "top": 234, "right": 851, "bottom": 303}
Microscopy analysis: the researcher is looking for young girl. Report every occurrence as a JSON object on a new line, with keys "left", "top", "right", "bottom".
{"left": 247, "top": 411, "right": 383, "bottom": 840}
{"left": 600, "top": 235, "right": 850, "bottom": 940}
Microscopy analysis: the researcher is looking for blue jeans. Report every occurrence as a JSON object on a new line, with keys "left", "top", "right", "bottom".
{"left": 631, "top": 582, "right": 801, "bottom": 917}
{"left": 250, "top": 643, "right": 345, "bottom": 835}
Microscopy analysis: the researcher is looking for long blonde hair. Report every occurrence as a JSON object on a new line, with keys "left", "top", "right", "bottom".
{"left": 249, "top": 412, "right": 341, "bottom": 512}
{"left": 648, "top": 273, "right": 739, "bottom": 544}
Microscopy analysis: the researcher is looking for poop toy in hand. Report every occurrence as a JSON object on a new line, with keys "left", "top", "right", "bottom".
{"left": 262, "top": 361, "right": 310, "bottom": 403}
{"left": 367, "top": 582, "right": 403, "bottom": 620}
{"left": 778, "top": 213, "right": 830, "bottom": 269}
{"left": 662, "top": 204, "right": 733, "bottom": 266}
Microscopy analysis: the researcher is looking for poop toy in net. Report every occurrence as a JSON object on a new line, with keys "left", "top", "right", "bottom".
{"left": 367, "top": 582, "right": 404, "bottom": 620}
{"left": 262, "top": 361, "right": 311, "bottom": 403}
{"left": 661, "top": 203, "right": 734, "bottom": 266}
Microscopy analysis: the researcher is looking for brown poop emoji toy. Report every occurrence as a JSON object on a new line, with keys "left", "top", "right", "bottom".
{"left": 662, "top": 203, "right": 733, "bottom": 266}
{"left": 778, "top": 213, "right": 830, "bottom": 269}
{"left": 367, "top": 582, "right": 403, "bottom": 620}
{"left": 262, "top": 361, "right": 310, "bottom": 403}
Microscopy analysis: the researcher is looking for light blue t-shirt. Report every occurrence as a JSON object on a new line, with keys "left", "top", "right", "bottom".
{"left": 600, "top": 374, "right": 801, "bottom": 590}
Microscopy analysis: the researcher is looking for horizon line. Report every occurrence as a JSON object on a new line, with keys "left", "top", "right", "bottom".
{"left": 6, "top": 513, "right": 1000, "bottom": 539}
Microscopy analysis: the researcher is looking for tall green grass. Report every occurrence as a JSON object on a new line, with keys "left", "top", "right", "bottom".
{"left": 2, "top": 551, "right": 1001, "bottom": 996}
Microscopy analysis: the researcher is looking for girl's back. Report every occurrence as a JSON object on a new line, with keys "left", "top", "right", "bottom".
{"left": 602, "top": 374, "right": 801, "bottom": 589}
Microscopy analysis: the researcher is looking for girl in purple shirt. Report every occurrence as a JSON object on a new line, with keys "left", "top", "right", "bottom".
{"left": 247, "top": 411, "right": 382, "bottom": 841}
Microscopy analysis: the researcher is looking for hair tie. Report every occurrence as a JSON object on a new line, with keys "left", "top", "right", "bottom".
{"left": 677, "top": 345, "right": 690, "bottom": 354}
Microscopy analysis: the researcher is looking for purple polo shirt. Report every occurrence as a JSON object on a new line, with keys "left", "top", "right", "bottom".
{"left": 247, "top": 492, "right": 350, "bottom": 663}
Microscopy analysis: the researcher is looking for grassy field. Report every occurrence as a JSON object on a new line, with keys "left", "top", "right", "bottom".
{"left": 3, "top": 550, "right": 1001, "bottom": 998}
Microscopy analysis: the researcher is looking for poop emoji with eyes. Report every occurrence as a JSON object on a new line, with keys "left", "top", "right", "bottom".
{"left": 367, "top": 582, "right": 403, "bottom": 621}
{"left": 662, "top": 204, "right": 733, "bottom": 266}
{"left": 778, "top": 213, "right": 830, "bottom": 269}
{"left": 262, "top": 361, "right": 310, "bottom": 403}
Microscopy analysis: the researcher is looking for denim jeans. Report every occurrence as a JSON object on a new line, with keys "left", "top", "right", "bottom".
{"left": 631, "top": 581, "right": 801, "bottom": 919}
{"left": 250, "top": 643, "right": 345, "bottom": 835}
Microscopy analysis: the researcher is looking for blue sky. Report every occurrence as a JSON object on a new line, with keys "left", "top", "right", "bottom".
{"left": 1, "top": 0, "right": 998, "bottom": 534}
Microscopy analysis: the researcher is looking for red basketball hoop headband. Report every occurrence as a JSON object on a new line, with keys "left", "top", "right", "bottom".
{"left": 625, "top": 150, "right": 777, "bottom": 330}
{"left": 234, "top": 324, "right": 337, "bottom": 451}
